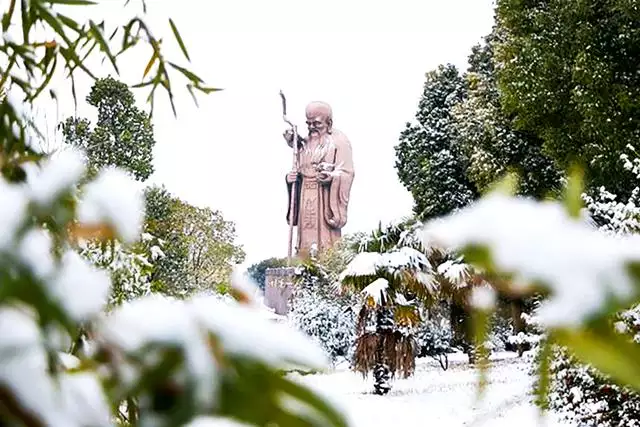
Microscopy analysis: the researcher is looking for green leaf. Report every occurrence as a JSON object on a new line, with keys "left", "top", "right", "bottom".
{"left": 564, "top": 165, "right": 585, "bottom": 218}
{"left": 168, "top": 18, "right": 190, "bottom": 61}
{"left": 554, "top": 327, "right": 640, "bottom": 391}
{"left": 20, "top": 0, "right": 29, "bottom": 44}
{"left": 46, "top": 0, "right": 97, "bottom": 4}
{"left": 167, "top": 61, "right": 203, "bottom": 83}
{"left": 29, "top": 55, "right": 58, "bottom": 101}
{"left": 2, "top": 0, "right": 16, "bottom": 32}
{"left": 186, "top": 84, "right": 199, "bottom": 107}
{"left": 194, "top": 85, "right": 223, "bottom": 94}
{"left": 487, "top": 171, "right": 519, "bottom": 197}
{"left": 142, "top": 51, "right": 158, "bottom": 79}
{"left": 89, "top": 20, "right": 119, "bottom": 74}
{"left": 534, "top": 339, "right": 551, "bottom": 411}
{"left": 36, "top": 4, "right": 68, "bottom": 43}
{"left": 57, "top": 13, "right": 81, "bottom": 33}
{"left": 59, "top": 46, "right": 96, "bottom": 79}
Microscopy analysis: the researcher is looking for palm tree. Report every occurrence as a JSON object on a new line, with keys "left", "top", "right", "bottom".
{"left": 339, "top": 220, "right": 438, "bottom": 394}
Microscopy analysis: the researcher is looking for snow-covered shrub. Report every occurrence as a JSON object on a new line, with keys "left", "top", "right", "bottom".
{"left": 79, "top": 232, "right": 165, "bottom": 306}
{"left": 545, "top": 304, "right": 640, "bottom": 427}
{"left": 548, "top": 349, "right": 640, "bottom": 427}
{"left": 415, "top": 314, "right": 452, "bottom": 370}
{"left": 288, "top": 263, "right": 357, "bottom": 364}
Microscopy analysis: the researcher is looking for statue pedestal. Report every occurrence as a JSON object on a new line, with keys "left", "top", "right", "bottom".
{"left": 264, "top": 267, "right": 296, "bottom": 315}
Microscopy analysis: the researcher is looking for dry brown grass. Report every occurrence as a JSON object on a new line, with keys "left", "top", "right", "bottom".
{"left": 353, "top": 331, "right": 415, "bottom": 379}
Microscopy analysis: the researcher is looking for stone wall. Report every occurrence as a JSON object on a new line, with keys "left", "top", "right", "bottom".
{"left": 264, "top": 267, "right": 296, "bottom": 315}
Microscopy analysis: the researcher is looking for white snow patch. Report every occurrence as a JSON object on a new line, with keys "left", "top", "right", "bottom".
{"left": 296, "top": 353, "right": 574, "bottom": 427}
{"left": 438, "top": 259, "right": 471, "bottom": 287}
{"left": 58, "top": 352, "right": 81, "bottom": 370}
{"left": 0, "top": 178, "right": 29, "bottom": 250}
{"left": 190, "top": 295, "right": 328, "bottom": 371}
{"left": 340, "top": 252, "right": 380, "bottom": 278}
{"left": 17, "top": 228, "right": 55, "bottom": 280}
{"left": 98, "top": 295, "right": 217, "bottom": 407}
{"left": 0, "top": 306, "right": 72, "bottom": 426}
{"left": 423, "top": 193, "right": 640, "bottom": 328}
{"left": 49, "top": 250, "right": 111, "bottom": 321}
{"left": 59, "top": 372, "right": 112, "bottom": 427}
{"left": 362, "top": 278, "right": 389, "bottom": 305}
{"left": 28, "top": 148, "right": 85, "bottom": 206}
{"left": 77, "top": 167, "right": 143, "bottom": 243}
{"left": 340, "top": 248, "right": 432, "bottom": 284}
{"left": 470, "top": 285, "right": 497, "bottom": 310}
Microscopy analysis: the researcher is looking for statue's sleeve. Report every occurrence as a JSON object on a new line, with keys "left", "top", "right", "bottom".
{"left": 325, "top": 135, "right": 355, "bottom": 229}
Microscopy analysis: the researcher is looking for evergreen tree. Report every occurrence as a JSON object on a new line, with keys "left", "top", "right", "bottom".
{"left": 143, "top": 185, "right": 245, "bottom": 295}
{"left": 453, "top": 33, "right": 562, "bottom": 198}
{"left": 143, "top": 185, "right": 190, "bottom": 294}
{"left": 61, "top": 76, "right": 156, "bottom": 181}
{"left": 247, "top": 257, "right": 289, "bottom": 290}
{"left": 494, "top": 0, "right": 640, "bottom": 200}
{"left": 395, "top": 64, "right": 478, "bottom": 220}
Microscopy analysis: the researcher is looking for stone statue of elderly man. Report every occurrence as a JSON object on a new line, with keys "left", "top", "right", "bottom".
{"left": 283, "top": 101, "right": 355, "bottom": 258}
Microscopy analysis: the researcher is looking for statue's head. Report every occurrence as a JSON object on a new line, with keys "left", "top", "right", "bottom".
{"left": 305, "top": 101, "right": 333, "bottom": 136}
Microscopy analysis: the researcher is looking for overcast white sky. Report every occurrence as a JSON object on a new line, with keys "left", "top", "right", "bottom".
{"left": 33, "top": 0, "right": 496, "bottom": 267}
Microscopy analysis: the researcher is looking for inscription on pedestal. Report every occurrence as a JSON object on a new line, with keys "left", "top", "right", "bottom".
{"left": 264, "top": 267, "right": 296, "bottom": 315}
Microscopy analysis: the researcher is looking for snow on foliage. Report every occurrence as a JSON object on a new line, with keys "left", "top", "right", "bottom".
{"left": 0, "top": 154, "right": 345, "bottom": 426}
{"left": 423, "top": 193, "right": 640, "bottom": 328}
{"left": 78, "top": 167, "right": 144, "bottom": 243}
{"left": 51, "top": 250, "right": 112, "bottom": 321}
{"left": 339, "top": 247, "right": 432, "bottom": 281}
{"left": 78, "top": 236, "right": 162, "bottom": 306}
{"left": 288, "top": 264, "right": 357, "bottom": 364}
{"left": 437, "top": 258, "right": 473, "bottom": 288}
{"left": 538, "top": 150, "right": 640, "bottom": 427}
{"left": 469, "top": 284, "right": 496, "bottom": 310}
{"left": 362, "top": 278, "right": 389, "bottom": 305}
{"left": 548, "top": 349, "right": 640, "bottom": 427}
{"left": 27, "top": 149, "right": 85, "bottom": 207}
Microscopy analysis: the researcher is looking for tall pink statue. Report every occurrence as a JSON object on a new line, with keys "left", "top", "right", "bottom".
{"left": 283, "top": 101, "right": 355, "bottom": 258}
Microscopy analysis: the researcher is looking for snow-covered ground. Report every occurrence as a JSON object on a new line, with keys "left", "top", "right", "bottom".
{"left": 295, "top": 352, "right": 575, "bottom": 427}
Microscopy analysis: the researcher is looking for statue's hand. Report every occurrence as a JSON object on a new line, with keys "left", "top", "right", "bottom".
{"left": 286, "top": 171, "right": 298, "bottom": 184}
{"left": 283, "top": 130, "right": 306, "bottom": 148}
{"left": 283, "top": 129, "right": 294, "bottom": 147}
{"left": 317, "top": 171, "right": 332, "bottom": 185}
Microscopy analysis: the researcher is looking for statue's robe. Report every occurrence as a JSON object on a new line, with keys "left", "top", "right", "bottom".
{"left": 286, "top": 130, "right": 354, "bottom": 258}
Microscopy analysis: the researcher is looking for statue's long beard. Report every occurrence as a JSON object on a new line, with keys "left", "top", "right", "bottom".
{"left": 306, "top": 133, "right": 333, "bottom": 164}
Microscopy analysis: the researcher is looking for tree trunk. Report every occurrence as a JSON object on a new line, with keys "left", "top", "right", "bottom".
{"left": 450, "top": 300, "right": 475, "bottom": 364}
{"left": 510, "top": 298, "right": 526, "bottom": 357}
{"left": 373, "top": 308, "right": 393, "bottom": 395}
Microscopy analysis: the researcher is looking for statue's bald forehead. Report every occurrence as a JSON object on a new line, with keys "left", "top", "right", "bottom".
{"left": 305, "top": 101, "right": 332, "bottom": 119}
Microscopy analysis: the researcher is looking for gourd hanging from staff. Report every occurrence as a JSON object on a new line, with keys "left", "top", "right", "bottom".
{"left": 279, "top": 92, "right": 355, "bottom": 261}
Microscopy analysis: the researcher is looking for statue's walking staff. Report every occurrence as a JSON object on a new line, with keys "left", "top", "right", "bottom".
{"left": 280, "top": 90, "right": 299, "bottom": 264}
